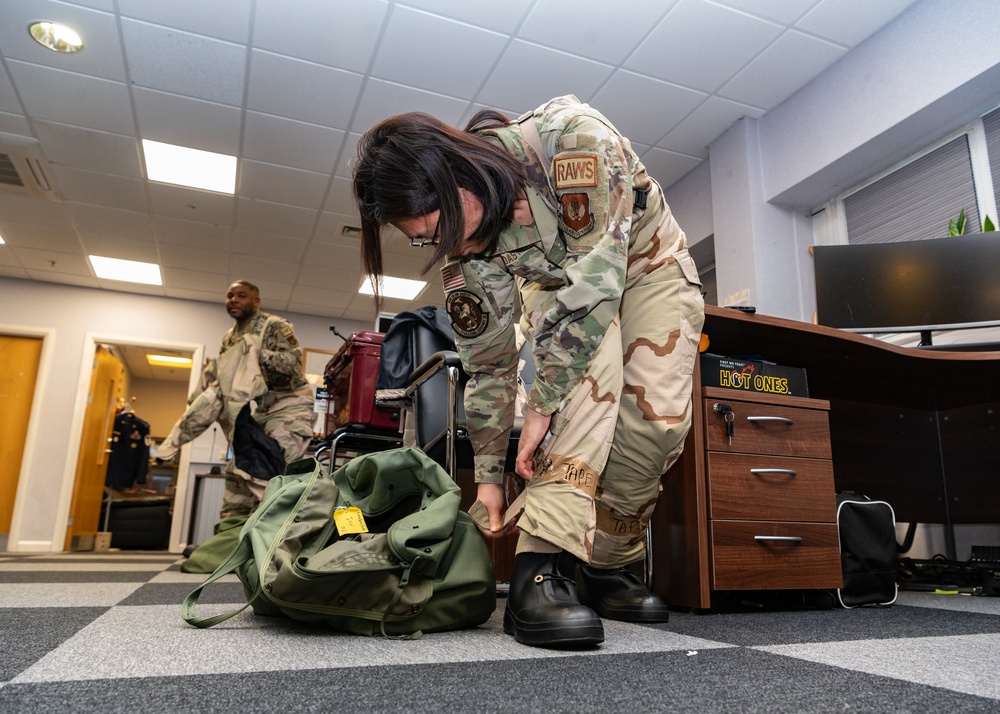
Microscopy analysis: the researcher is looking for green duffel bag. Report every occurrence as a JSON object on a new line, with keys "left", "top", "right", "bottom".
{"left": 180, "top": 516, "right": 248, "bottom": 574}
{"left": 182, "top": 448, "right": 496, "bottom": 638}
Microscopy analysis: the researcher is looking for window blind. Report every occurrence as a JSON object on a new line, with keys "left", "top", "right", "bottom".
{"left": 843, "top": 135, "right": 979, "bottom": 244}
{"left": 983, "top": 105, "right": 1000, "bottom": 216}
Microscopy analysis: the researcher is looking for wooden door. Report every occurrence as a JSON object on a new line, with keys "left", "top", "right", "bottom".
{"left": 0, "top": 335, "right": 43, "bottom": 537}
{"left": 65, "top": 346, "right": 125, "bottom": 550}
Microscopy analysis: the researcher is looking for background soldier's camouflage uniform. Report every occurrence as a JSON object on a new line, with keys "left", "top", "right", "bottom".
{"left": 442, "top": 95, "right": 705, "bottom": 568}
{"left": 159, "top": 311, "right": 314, "bottom": 520}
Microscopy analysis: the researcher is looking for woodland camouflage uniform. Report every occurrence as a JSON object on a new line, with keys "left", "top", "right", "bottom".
{"left": 442, "top": 95, "right": 705, "bottom": 568}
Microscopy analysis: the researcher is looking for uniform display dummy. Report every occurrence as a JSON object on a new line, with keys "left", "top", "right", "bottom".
{"left": 105, "top": 408, "right": 150, "bottom": 490}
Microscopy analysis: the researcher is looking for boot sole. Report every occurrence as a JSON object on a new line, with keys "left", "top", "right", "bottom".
{"left": 582, "top": 600, "right": 670, "bottom": 623}
{"left": 503, "top": 608, "right": 604, "bottom": 648}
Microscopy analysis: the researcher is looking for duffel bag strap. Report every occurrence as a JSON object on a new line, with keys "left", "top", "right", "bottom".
{"left": 182, "top": 537, "right": 259, "bottom": 628}
{"left": 379, "top": 564, "right": 422, "bottom": 640}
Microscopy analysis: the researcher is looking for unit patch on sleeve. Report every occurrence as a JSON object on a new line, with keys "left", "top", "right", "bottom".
{"left": 553, "top": 153, "right": 598, "bottom": 190}
{"left": 446, "top": 290, "right": 489, "bottom": 338}
{"left": 559, "top": 193, "right": 595, "bottom": 239}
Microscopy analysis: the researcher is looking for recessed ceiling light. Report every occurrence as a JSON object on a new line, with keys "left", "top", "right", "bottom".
{"left": 90, "top": 255, "right": 163, "bottom": 285}
{"left": 28, "top": 21, "right": 84, "bottom": 53}
{"left": 359, "top": 276, "right": 426, "bottom": 301}
{"left": 146, "top": 354, "right": 193, "bottom": 368}
{"left": 0, "top": 234, "right": 5, "bottom": 245}
{"left": 141, "top": 139, "right": 236, "bottom": 194}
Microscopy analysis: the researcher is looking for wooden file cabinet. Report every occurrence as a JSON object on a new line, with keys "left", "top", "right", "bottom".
{"left": 653, "top": 381, "right": 843, "bottom": 609}
{"left": 702, "top": 388, "right": 841, "bottom": 592}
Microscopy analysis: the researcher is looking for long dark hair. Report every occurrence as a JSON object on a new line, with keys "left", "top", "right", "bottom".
{"left": 352, "top": 109, "right": 524, "bottom": 307}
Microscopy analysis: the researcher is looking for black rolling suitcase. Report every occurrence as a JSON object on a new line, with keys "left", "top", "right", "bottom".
{"left": 835, "top": 493, "right": 898, "bottom": 607}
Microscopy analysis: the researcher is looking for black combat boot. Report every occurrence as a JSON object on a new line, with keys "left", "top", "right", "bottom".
{"left": 577, "top": 565, "right": 671, "bottom": 623}
{"left": 503, "top": 551, "right": 604, "bottom": 648}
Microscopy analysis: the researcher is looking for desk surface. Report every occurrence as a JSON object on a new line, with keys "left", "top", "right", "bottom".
{"left": 702, "top": 306, "right": 1000, "bottom": 410}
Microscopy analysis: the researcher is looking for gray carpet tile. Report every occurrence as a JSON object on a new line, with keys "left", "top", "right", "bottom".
{"left": 117, "top": 581, "right": 247, "bottom": 606}
{"left": 658, "top": 601, "right": 1000, "bottom": 646}
{"left": 2, "top": 648, "right": 999, "bottom": 714}
{"left": 0, "top": 608, "right": 108, "bottom": 681}
{"left": 0, "top": 570, "right": 159, "bottom": 583}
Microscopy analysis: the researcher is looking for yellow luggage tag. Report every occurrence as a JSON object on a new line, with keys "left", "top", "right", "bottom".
{"left": 333, "top": 506, "right": 369, "bottom": 536}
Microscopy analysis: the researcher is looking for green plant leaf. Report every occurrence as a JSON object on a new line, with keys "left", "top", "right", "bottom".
{"left": 983, "top": 214, "right": 996, "bottom": 232}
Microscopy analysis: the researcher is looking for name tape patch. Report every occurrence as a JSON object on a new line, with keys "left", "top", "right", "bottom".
{"left": 553, "top": 153, "right": 598, "bottom": 190}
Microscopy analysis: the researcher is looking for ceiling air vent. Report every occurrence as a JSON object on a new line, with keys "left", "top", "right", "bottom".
{"left": 0, "top": 132, "right": 60, "bottom": 200}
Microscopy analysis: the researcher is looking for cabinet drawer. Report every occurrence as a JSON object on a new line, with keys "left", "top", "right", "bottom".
{"left": 707, "top": 453, "right": 836, "bottom": 521}
{"left": 710, "top": 520, "right": 842, "bottom": 591}
{"left": 703, "top": 398, "right": 832, "bottom": 458}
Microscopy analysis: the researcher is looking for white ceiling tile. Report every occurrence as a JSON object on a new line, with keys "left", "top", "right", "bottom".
{"left": 33, "top": 121, "right": 141, "bottom": 177}
{"left": 50, "top": 165, "right": 147, "bottom": 212}
{"left": 247, "top": 51, "right": 363, "bottom": 129}
{"left": 0, "top": 265, "right": 31, "bottom": 279}
{"left": 797, "top": 0, "right": 917, "bottom": 46}
{"left": 157, "top": 242, "right": 230, "bottom": 271}
{"left": 0, "top": 221, "right": 80, "bottom": 252}
{"left": 295, "top": 260, "right": 359, "bottom": 289}
{"left": 79, "top": 234, "right": 158, "bottom": 262}
{"left": 719, "top": 31, "right": 846, "bottom": 109}
{"left": 715, "top": 0, "right": 821, "bottom": 25}
{"left": 163, "top": 285, "right": 224, "bottom": 303}
{"left": 288, "top": 302, "right": 347, "bottom": 318}
{"left": 161, "top": 265, "right": 232, "bottom": 291}
{"left": 657, "top": 96, "right": 765, "bottom": 157}
{"left": 132, "top": 88, "right": 242, "bottom": 155}
{"left": 26, "top": 269, "right": 100, "bottom": 288}
{"left": 0, "top": 69, "right": 22, "bottom": 113}
{"left": 243, "top": 112, "right": 345, "bottom": 174}
{"left": 13, "top": 246, "right": 93, "bottom": 275}
{"left": 67, "top": 203, "right": 153, "bottom": 240}
{"left": 590, "top": 71, "right": 707, "bottom": 146}
{"left": 0, "top": 194, "right": 74, "bottom": 227}
{"left": 153, "top": 216, "right": 232, "bottom": 249}
{"left": 626, "top": 0, "right": 784, "bottom": 92}
{"left": 399, "top": 0, "right": 533, "bottom": 34}
{"left": 640, "top": 146, "right": 710, "bottom": 189}
{"left": 304, "top": 241, "right": 361, "bottom": 268}
{"left": 121, "top": 19, "right": 247, "bottom": 106}
{"left": 234, "top": 197, "right": 317, "bottom": 238}
{"left": 519, "top": 0, "right": 670, "bottom": 65}
{"left": 350, "top": 79, "right": 470, "bottom": 133}
{"left": 6, "top": 61, "right": 134, "bottom": 134}
{"left": 239, "top": 161, "right": 329, "bottom": 210}
{"left": 478, "top": 41, "right": 614, "bottom": 112}
{"left": 252, "top": 0, "right": 388, "bottom": 73}
{"left": 322, "top": 177, "right": 357, "bottom": 217}
{"left": 314, "top": 212, "right": 362, "bottom": 245}
{"left": 230, "top": 253, "right": 300, "bottom": 283}
{"left": 290, "top": 284, "right": 355, "bottom": 308}
{"left": 373, "top": 7, "right": 507, "bottom": 97}
{"left": 231, "top": 230, "right": 307, "bottom": 262}
{"left": 0, "top": 0, "right": 125, "bottom": 81}
{"left": 95, "top": 278, "right": 165, "bottom": 296}
{"left": 117, "top": 0, "right": 253, "bottom": 43}
{"left": 148, "top": 184, "right": 235, "bottom": 225}
{"left": 334, "top": 132, "right": 362, "bottom": 180}
{"left": 0, "top": 112, "right": 32, "bottom": 136}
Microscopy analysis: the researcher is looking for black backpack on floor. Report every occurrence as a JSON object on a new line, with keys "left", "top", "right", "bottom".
{"left": 834, "top": 493, "right": 898, "bottom": 607}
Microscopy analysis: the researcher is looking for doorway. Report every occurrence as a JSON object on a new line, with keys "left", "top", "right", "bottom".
{"left": 58, "top": 334, "right": 204, "bottom": 554}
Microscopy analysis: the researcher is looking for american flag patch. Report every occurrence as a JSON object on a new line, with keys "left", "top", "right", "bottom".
{"left": 441, "top": 262, "right": 466, "bottom": 291}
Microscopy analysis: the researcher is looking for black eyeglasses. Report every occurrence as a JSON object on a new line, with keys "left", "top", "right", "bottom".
{"left": 409, "top": 221, "right": 440, "bottom": 248}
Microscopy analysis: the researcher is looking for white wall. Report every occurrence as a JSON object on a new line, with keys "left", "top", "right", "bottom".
{"left": 2, "top": 276, "right": 369, "bottom": 552}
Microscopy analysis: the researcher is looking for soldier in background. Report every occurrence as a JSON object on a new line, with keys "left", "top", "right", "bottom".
{"left": 353, "top": 96, "right": 705, "bottom": 648}
{"left": 159, "top": 280, "right": 314, "bottom": 519}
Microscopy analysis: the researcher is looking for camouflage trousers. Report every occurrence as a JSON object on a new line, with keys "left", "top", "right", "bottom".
{"left": 516, "top": 248, "right": 704, "bottom": 568}
{"left": 219, "top": 390, "right": 315, "bottom": 519}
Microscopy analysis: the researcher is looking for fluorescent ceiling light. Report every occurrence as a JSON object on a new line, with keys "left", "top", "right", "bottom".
{"left": 142, "top": 139, "right": 236, "bottom": 194}
{"left": 147, "top": 354, "right": 193, "bottom": 368}
{"left": 29, "top": 21, "right": 84, "bottom": 53}
{"left": 90, "top": 255, "right": 162, "bottom": 285}
{"left": 0, "top": 234, "right": 5, "bottom": 244}
{"left": 359, "top": 276, "right": 426, "bottom": 300}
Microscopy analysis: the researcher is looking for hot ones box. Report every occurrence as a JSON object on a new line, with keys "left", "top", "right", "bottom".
{"left": 700, "top": 353, "right": 809, "bottom": 397}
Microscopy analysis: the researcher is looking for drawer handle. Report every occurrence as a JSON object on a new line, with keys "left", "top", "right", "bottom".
{"left": 747, "top": 416, "right": 794, "bottom": 425}
{"left": 754, "top": 535, "right": 803, "bottom": 543}
{"left": 749, "top": 468, "right": 798, "bottom": 476}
